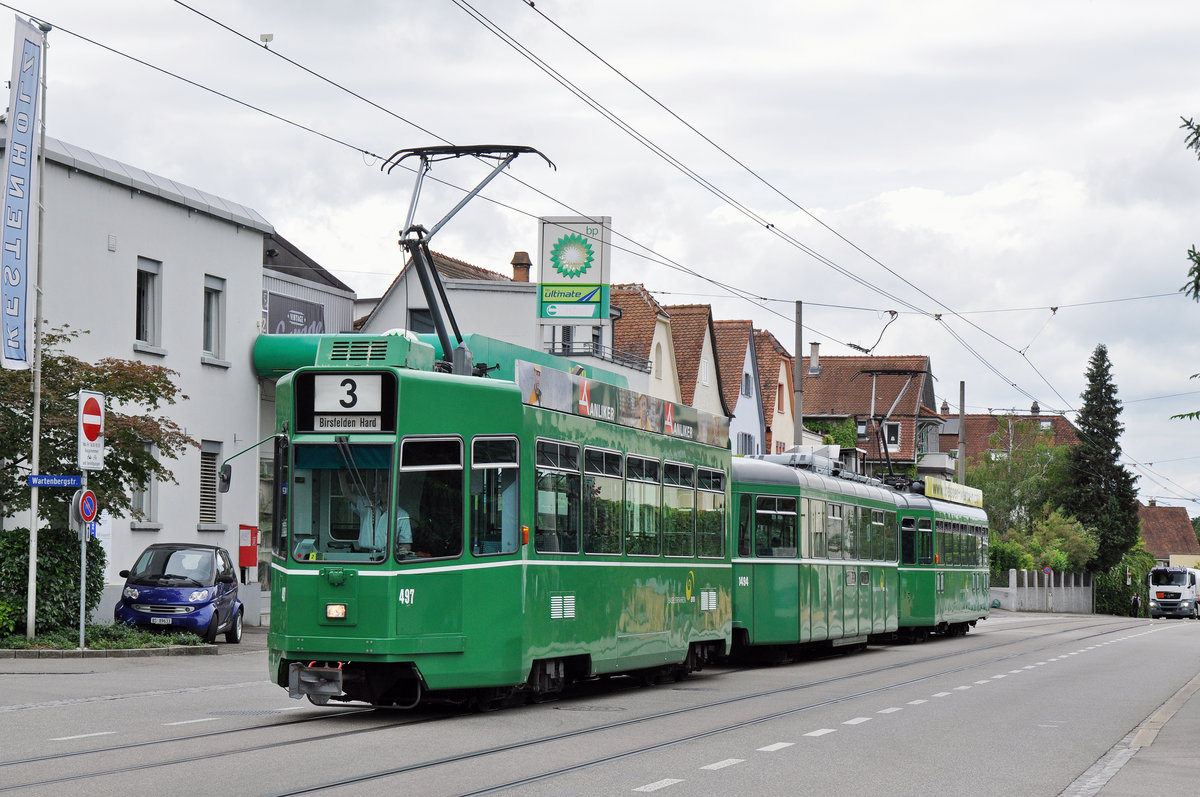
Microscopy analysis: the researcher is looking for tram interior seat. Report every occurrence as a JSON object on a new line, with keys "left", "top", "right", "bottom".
{"left": 537, "top": 532, "right": 560, "bottom": 552}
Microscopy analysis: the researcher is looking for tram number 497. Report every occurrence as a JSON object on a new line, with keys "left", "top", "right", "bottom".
{"left": 738, "top": 576, "right": 750, "bottom": 587}
{"left": 398, "top": 588, "right": 416, "bottom": 605}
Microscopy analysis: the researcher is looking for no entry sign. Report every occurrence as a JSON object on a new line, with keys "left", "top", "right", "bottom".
{"left": 77, "top": 390, "right": 105, "bottom": 471}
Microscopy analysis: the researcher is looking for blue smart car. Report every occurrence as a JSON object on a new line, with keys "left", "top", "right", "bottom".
{"left": 113, "top": 543, "right": 243, "bottom": 643}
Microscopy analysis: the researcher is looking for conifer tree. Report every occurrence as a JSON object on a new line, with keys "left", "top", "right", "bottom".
{"left": 1058, "top": 344, "right": 1139, "bottom": 571}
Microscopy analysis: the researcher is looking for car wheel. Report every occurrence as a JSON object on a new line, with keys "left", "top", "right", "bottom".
{"left": 225, "top": 608, "right": 243, "bottom": 644}
{"left": 204, "top": 614, "right": 219, "bottom": 643}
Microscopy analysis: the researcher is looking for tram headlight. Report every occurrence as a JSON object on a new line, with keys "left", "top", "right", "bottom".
{"left": 326, "top": 603, "right": 347, "bottom": 619}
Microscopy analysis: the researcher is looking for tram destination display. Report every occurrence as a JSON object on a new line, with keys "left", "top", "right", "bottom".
{"left": 294, "top": 371, "right": 397, "bottom": 433}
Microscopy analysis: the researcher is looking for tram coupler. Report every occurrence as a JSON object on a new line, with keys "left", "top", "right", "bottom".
{"left": 288, "top": 662, "right": 343, "bottom": 702}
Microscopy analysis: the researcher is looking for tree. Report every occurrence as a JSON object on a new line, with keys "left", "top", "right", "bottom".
{"left": 965, "top": 416, "right": 1071, "bottom": 541}
{"left": 1058, "top": 344, "right": 1140, "bottom": 572}
{"left": 1176, "top": 117, "right": 1200, "bottom": 420}
{"left": 805, "top": 417, "right": 857, "bottom": 450}
{"left": 0, "top": 325, "right": 195, "bottom": 529}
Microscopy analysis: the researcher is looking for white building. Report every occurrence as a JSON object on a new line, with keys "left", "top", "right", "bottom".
{"left": 2, "top": 125, "right": 353, "bottom": 625}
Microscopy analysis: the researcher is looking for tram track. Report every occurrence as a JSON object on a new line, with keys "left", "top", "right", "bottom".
{"left": 1, "top": 614, "right": 1139, "bottom": 793}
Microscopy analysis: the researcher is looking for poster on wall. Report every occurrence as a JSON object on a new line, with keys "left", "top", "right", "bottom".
{"left": 267, "top": 293, "right": 326, "bottom": 334}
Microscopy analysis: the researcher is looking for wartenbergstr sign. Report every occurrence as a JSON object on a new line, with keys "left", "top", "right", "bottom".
{"left": 538, "top": 216, "right": 611, "bottom": 324}
{"left": 1, "top": 18, "right": 44, "bottom": 371}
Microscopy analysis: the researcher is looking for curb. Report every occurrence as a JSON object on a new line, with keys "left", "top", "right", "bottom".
{"left": 0, "top": 644, "right": 218, "bottom": 658}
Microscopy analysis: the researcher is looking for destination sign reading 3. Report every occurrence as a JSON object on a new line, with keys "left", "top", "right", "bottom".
{"left": 312, "top": 373, "right": 383, "bottom": 431}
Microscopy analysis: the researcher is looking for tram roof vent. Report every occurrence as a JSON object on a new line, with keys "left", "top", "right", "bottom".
{"left": 315, "top": 334, "right": 436, "bottom": 371}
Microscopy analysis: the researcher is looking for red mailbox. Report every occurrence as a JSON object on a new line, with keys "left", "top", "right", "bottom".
{"left": 239, "top": 524, "right": 259, "bottom": 568}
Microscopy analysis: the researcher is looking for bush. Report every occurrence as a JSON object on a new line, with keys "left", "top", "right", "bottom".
{"left": 1094, "top": 543, "right": 1156, "bottom": 616}
{"left": 0, "top": 600, "right": 15, "bottom": 636}
{"left": 0, "top": 528, "right": 107, "bottom": 634}
{"left": 0, "top": 622, "right": 204, "bottom": 649}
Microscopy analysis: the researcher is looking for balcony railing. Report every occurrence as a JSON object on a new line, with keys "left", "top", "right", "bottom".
{"left": 545, "top": 341, "right": 651, "bottom": 373}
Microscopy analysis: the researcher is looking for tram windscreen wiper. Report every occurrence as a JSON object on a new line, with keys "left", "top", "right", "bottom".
{"left": 335, "top": 435, "right": 371, "bottom": 503}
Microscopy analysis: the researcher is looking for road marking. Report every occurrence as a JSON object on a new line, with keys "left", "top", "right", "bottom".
{"left": 634, "top": 779, "right": 683, "bottom": 792}
{"left": 954, "top": 685, "right": 972, "bottom": 691}
{"left": 907, "top": 699, "right": 928, "bottom": 705}
{"left": 50, "top": 731, "right": 116, "bottom": 741}
{"left": 758, "top": 743, "right": 794, "bottom": 752}
{"left": 701, "top": 759, "right": 744, "bottom": 770}
{"left": 974, "top": 680, "right": 991, "bottom": 685}
{"left": 805, "top": 728, "right": 837, "bottom": 737}
{"left": 843, "top": 717, "right": 871, "bottom": 725}
{"left": 932, "top": 692, "right": 951, "bottom": 698}
{"left": 878, "top": 707, "right": 903, "bottom": 714}
{"left": 164, "top": 717, "right": 220, "bottom": 726}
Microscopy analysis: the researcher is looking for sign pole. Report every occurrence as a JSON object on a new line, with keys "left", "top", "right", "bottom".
{"left": 78, "top": 472, "right": 86, "bottom": 649}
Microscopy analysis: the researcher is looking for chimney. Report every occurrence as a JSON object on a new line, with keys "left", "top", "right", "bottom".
{"left": 1148, "top": 498, "right": 1157, "bottom": 507}
{"left": 808, "top": 342, "right": 821, "bottom": 376}
{"left": 940, "top": 399, "right": 949, "bottom": 415}
{"left": 511, "top": 251, "right": 532, "bottom": 282}
{"left": 1030, "top": 400, "right": 1040, "bottom": 415}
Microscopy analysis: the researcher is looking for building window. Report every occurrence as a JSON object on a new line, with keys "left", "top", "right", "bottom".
{"left": 653, "top": 342, "right": 662, "bottom": 379}
{"left": 737, "top": 432, "right": 755, "bottom": 455}
{"left": 700, "top": 358, "right": 710, "bottom": 386}
{"left": 776, "top": 383, "right": 785, "bottom": 413}
{"left": 857, "top": 419, "right": 868, "bottom": 439}
{"left": 131, "top": 442, "right": 157, "bottom": 524}
{"left": 202, "top": 275, "right": 225, "bottom": 358}
{"left": 742, "top": 372, "right": 752, "bottom": 396}
{"left": 199, "top": 440, "right": 222, "bottom": 524}
{"left": 135, "top": 257, "right": 162, "bottom": 346}
{"left": 408, "top": 307, "right": 434, "bottom": 334}
{"left": 885, "top": 422, "right": 901, "bottom": 449}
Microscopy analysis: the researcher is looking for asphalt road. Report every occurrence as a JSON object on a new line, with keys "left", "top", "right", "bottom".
{"left": 2, "top": 614, "right": 1199, "bottom": 796}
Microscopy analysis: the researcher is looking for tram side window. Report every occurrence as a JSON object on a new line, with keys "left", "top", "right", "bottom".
{"left": 936, "top": 523, "right": 947, "bottom": 565}
{"left": 626, "top": 457, "right": 661, "bottom": 556}
{"left": 918, "top": 518, "right": 934, "bottom": 565}
{"left": 827, "top": 504, "right": 844, "bottom": 559}
{"left": 583, "top": 448, "right": 623, "bottom": 555}
{"left": 737, "top": 494, "right": 752, "bottom": 557}
{"left": 810, "top": 499, "right": 826, "bottom": 558}
{"left": 755, "top": 495, "right": 797, "bottom": 557}
{"left": 291, "top": 443, "right": 392, "bottom": 563}
{"left": 871, "top": 510, "right": 887, "bottom": 561}
{"left": 844, "top": 506, "right": 859, "bottom": 560}
{"left": 399, "top": 437, "right": 464, "bottom": 560}
{"left": 536, "top": 440, "right": 581, "bottom": 554}
{"left": 470, "top": 437, "right": 519, "bottom": 556}
{"left": 663, "top": 462, "right": 695, "bottom": 557}
{"left": 900, "top": 517, "right": 917, "bottom": 565}
{"left": 696, "top": 469, "right": 725, "bottom": 558}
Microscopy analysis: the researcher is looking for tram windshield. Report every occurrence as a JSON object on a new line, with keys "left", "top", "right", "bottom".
{"left": 1150, "top": 569, "right": 1189, "bottom": 587}
{"left": 291, "top": 443, "right": 393, "bottom": 563}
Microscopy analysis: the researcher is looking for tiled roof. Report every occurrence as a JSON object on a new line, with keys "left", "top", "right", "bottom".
{"left": 755, "top": 329, "right": 793, "bottom": 418}
{"left": 1139, "top": 502, "right": 1200, "bottom": 559}
{"left": 940, "top": 414, "right": 1080, "bottom": 466}
{"left": 713, "top": 320, "right": 755, "bottom": 413}
{"left": 664, "top": 304, "right": 712, "bottom": 406}
{"left": 611, "top": 284, "right": 666, "bottom": 361}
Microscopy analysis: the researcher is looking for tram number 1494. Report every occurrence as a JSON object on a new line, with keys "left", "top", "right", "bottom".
{"left": 398, "top": 588, "right": 416, "bottom": 605}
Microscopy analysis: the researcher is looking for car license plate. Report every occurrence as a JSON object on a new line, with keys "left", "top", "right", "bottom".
{"left": 150, "top": 617, "right": 172, "bottom": 625}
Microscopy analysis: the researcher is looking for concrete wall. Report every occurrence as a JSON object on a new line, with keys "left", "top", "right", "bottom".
{"left": 990, "top": 569, "right": 1094, "bottom": 613}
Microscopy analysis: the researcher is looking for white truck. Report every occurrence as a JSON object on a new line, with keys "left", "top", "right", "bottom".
{"left": 1147, "top": 565, "right": 1200, "bottom": 619}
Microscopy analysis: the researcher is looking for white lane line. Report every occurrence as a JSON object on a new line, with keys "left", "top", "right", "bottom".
{"left": 878, "top": 707, "right": 903, "bottom": 714}
{"left": 843, "top": 717, "right": 872, "bottom": 725}
{"left": 758, "top": 743, "right": 794, "bottom": 752}
{"left": 164, "top": 717, "right": 220, "bottom": 726}
{"left": 954, "top": 686, "right": 972, "bottom": 691}
{"left": 974, "top": 680, "right": 991, "bottom": 685}
{"left": 907, "top": 699, "right": 928, "bottom": 705}
{"left": 50, "top": 731, "right": 116, "bottom": 741}
{"left": 932, "top": 692, "right": 951, "bottom": 698}
{"left": 634, "top": 779, "right": 684, "bottom": 792}
{"left": 992, "top": 674, "right": 1008, "bottom": 679}
{"left": 805, "top": 728, "right": 837, "bottom": 737}
{"left": 701, "top": 759, "right": 744, "bottom": 771}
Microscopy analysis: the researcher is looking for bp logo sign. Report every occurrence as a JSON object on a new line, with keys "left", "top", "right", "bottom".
{"left": 538, "top": 216, "right": 611, "bottom": 323}
{"left": 550, "top": 233, "right": 595, "bottom": 278}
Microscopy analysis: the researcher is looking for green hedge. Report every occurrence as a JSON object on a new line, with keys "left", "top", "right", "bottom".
{"left": 0, "top": 528, "right": 107, "bottom": 634}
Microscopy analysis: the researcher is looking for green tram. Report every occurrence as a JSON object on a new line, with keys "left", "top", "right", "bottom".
{"left": 730, "top": 456, "right": 901, "bottom": 654}
{"left": 895, "top": 479, "right": 991, "bottom": 640}
{"left": 256, "top": 332, "right": 732, "bottom": 707}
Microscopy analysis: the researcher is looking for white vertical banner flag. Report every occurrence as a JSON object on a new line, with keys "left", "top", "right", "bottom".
{"left": 1, "top": 17, "right": 44, "bottom": 370}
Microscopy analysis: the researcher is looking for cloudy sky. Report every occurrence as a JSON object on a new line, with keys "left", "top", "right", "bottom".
{"left": 9, "top": 1, "right": 1200, "bottom": 515}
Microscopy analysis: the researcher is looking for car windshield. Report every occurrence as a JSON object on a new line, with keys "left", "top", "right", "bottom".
{"left": 129, "top": 547, "right": 216, "bottom": 587}
{"left": 1150, "top": 570, "right": 1188, "bottom": 587}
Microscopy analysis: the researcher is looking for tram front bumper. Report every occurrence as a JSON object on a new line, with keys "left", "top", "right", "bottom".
{"left": 288, "top": 662, "right": 344, "bottom": 701}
